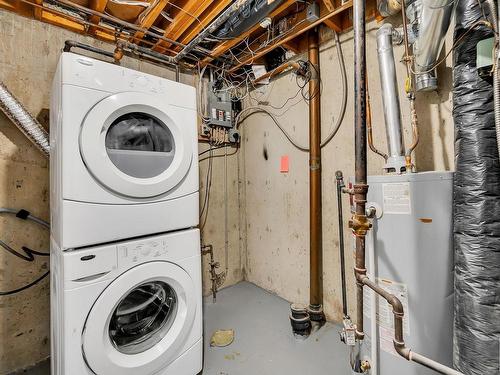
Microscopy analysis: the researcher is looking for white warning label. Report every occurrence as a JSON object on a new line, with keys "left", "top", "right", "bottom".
{"left": 382, "top": 182, "right": 411, "bottom": 214}
{"left": 363, "top": 278, "right": 411, "bottom": 357}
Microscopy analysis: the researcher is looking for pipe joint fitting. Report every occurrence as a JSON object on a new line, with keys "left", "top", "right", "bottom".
{"left": 387, "top": 294, "right": 404, "bottom": 313}
{"left": 353, "top": 183, "right": 369, "bottom": 194}
{"left": 349, "top": 214, "right": 372, "bottom": 236}
{"left": 355, "top": 329, "right": 365, "bottom": 340}
{"left": 354, "top": 268, "right": 367, "bottom": 280}
{"left": 393, "top": 340, "right": 411, "bottom": 359}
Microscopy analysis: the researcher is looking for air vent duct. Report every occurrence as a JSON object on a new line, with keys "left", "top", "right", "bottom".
{"left": 406, "top": 0, "right": 454, "bottom": 91}
{"left": 214, "top": 0, "right": 284, "bottom": 39}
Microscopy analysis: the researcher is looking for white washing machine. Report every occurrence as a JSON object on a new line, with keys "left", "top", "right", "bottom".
{"left": 50, "top": 52, "right": 199, "bottom": 250}
{"left": 50, "top": 229, "right": 202, "bottom": 375}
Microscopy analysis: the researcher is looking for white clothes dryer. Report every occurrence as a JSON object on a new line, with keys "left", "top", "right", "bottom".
{"left": 50, "top": 53, "right": 199, "bottom": 250}
{"left": 50, "top": 229, "right": 202, "bottom": 375}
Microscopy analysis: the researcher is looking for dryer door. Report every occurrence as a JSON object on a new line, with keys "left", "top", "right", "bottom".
{"left": 80, "top": 91, "right": 193, "bottom": 198}
{"left": 82, "top": 261, "right": 197, "bottom": 375}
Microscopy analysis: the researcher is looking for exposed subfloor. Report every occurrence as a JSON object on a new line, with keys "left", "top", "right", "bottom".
{"left": 11, "top": 281, "right": 351, "bottom": 375}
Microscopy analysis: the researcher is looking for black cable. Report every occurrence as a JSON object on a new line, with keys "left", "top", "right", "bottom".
{"left": 198, "top": 143, "right": 230, "bottom": 157}
{"left": 0, "top": 241, "right": 49, "bottom": 262}
{"left": 199, "top": 145, "right": 214, "bottom": 220}
{"left": 200, "top": 151, "right": 214, "bottom": 230}
{"left": 0, "top": 271, "right": 49, "bottom": 296}
{"left": 0, "top": 208, "right": 50, "bottom": 296}
{"left": 199, "top": 145, "right": 240, "bottom": 162}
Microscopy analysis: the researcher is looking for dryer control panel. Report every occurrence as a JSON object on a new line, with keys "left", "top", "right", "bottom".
{"left": 118, "top": 239, "right": 168, "bottom": 264}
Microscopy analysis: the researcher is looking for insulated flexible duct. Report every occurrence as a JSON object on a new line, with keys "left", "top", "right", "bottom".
{"left": 453, "top": 1, "right": 500, "bottom": 373}
{"left": 0, "top": 82, "right": 50, "bottom": 157}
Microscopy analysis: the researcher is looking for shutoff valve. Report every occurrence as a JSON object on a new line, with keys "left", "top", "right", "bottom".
{"left": 339, "top": 317, "right": 356, "bottom": 346}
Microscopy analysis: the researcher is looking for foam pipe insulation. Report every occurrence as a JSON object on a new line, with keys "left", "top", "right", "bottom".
{"left": 453, "top": 1, "right": 500, "bottom": 373}
{"left": 0, "top": 82, "right": 50, "bottom": 157}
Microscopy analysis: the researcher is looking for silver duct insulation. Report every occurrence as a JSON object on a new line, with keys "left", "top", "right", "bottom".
{"left": 0, "top": 82, "right": 50, "bottom": 157}
{"left": 376, "top": 24, "right": 406, "bottom": 173}
{"left": 406, "top": 0, "right": 455, "bottom": 91}
{"left": 174, "top": 0, "right": 252, "bottom": 62}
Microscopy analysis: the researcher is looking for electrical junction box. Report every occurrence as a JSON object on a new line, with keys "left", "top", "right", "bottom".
{"left": 477, "top": 37, "right": 495, "bottom": 78}
{"left": 306, "top": 2, "right": 320, "bottom": 22}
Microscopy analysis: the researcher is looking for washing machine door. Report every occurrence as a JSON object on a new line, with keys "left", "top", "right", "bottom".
{"left": 80, "top": 91, "right": 193, "bottom": 198}
{"left": 82, "top": 261, "right": 197, "bottom": 375}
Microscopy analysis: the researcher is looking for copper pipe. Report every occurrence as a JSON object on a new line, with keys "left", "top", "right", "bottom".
{"left": 253, "top": 61, "right": 301, "bottom": 84}
{"left": 366, "top": 80, "right": 388, "bottom": 161}
{"left": 308, "top": 29, "right": 324, "bottom": 321}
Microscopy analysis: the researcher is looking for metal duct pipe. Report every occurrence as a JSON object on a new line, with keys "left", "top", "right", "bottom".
{"left": 174, "top": 0, "right": 252, "bottom": 63}
{"left": 0, "top": 82, "right": 50, "bottom": 158}
{"left": 376, "top": 24, "right": 406, "bottom": 173}
{"left": 307, "top": 28, "right": 325, "bottom": 324}
{"left": 406, "top": 0, "right": 454, "bottom": 91}
{"left": 377, "top": 0, "right": 402, "bottom": 16}
{"left": 453, "top": 0, "right": 500, "bottom": 373}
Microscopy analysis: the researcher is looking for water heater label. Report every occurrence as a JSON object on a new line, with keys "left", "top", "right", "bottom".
{"left": 363, "top": 278, "right": 411, "bottom": 357}
{"left": 382, "top": 182, "right": 411, "bottom": 214}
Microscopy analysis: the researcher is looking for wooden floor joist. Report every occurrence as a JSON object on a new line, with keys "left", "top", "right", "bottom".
{"left": 0, "top": 0, "right": 380, "bottom": 69}
{"left": 88, "top": 0, "right": 110, "bottom": 34}
{"left": 131, "top": 0, "right": 171, "bottom": 43}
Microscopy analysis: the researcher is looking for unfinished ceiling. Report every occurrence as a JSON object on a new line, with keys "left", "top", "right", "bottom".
{"left": 0, "top": 0, "right": 379, "bottom": 69}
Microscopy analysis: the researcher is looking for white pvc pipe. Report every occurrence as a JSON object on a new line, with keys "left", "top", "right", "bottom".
{"left": 368, "top": 218, "right": 378, "bottom": 375}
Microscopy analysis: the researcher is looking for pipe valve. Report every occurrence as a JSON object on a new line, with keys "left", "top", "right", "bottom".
{"left": 349, "top": 214, "right": 372, "bottom": 236}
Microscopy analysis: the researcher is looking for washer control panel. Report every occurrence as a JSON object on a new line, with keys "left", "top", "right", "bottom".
{"left": 119, "top": 239, "right": 168, "bottom": 264}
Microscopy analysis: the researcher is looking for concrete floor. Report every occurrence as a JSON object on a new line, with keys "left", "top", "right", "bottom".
{"left": 203, "top": 282, "right": 351, "bottom": 375}
{"left": 11, "top": 282, "right": 351, "bottom": 375}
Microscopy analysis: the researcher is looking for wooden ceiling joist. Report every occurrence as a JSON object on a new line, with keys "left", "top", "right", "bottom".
{"left": 33, "top": 0, "right": 42, "bottom": 20}
{"left": 152, "top": 0, "right": 211, "bottom": 53}
{"left": 88, "top": 0, "right": 109, "bottom": 34}
{"left": 0, "top": 0, "right": 380, "bottom": 72}
{"left": 131, "top": 0, "right": 171, "bottom": 42}
{"left": 202, "top": 0, "right": 297, "bottom": 65}
{"left": 176, "top": 0, "right": 231, "bottom": 47}
{"left": 228, "top": 0, "right": 355, "bottom": 73}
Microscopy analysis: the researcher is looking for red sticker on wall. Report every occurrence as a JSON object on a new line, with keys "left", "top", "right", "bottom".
{"left": 280, "top": 155, "right": 289, "bottom": 173}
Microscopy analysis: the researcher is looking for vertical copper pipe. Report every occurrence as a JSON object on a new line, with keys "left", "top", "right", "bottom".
{"left": 308, "top": 28, "right": 324, "bottom": 321}
{"left": 352, "top": 0, "right": 368, "bottom": 340}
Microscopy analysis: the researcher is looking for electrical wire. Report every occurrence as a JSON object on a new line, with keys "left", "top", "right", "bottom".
{"left": 234, "top": 31, "right": 348, "bottom": 152}
{"left": 199, "top": 145, "right": 239, "bottom": 162}
{"left": 0, "top": 208, "right": 50, "bottom": 296}
{"left": 199, "top": 145, "right": 214, "bottom": 230}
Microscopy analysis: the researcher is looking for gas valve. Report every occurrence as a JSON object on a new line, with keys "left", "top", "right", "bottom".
{"left": 339, "top": 317, "right": 356, "bottom": 346}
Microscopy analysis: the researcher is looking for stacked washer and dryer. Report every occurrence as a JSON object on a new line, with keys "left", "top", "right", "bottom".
{"left": 49, "top": 52, "right": 202, "bottom": 375}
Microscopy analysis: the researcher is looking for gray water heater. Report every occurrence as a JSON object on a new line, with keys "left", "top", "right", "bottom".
{"left": 363, "top": 171, "right": 454, "bottom": 374}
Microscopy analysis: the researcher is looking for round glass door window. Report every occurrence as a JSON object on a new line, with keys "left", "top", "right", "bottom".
{"left": 105, "top": 112, "right": 175, "bottom": 179}
{"left": 109, "top": 281, "right": 178, "bottom": 355}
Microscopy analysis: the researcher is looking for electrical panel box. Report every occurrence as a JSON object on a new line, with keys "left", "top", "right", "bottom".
{"left": 203, "top": 80, "right": 241, "bottom": 143}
